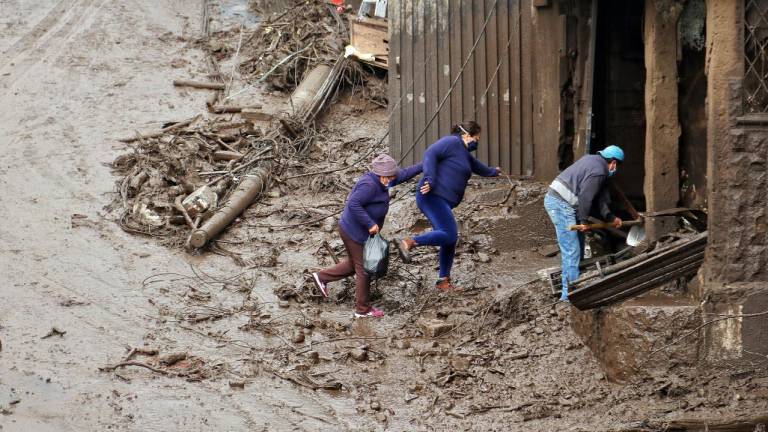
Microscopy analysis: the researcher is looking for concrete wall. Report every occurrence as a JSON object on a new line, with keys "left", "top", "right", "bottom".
{"left": 702, "top": 0, "right": 768, "bottom": 363}
{"left": 704, "top": 0, "right": 746, "bottom": 284}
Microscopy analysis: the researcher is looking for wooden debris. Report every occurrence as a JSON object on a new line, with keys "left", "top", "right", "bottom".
{"left": 229, "top": 380, "right": 246, "bottom": 389}
{"left": 41, "top": 327, "right": 66, "bottom": 339}
{"left": 211, "top": 104, "right": 262, "bottom": 114}
{"left": 125, "top": 347, "right": 158, "bottom": 361}
{"left": 117, "top": 115, "right": 200, "bottom": 143}
{"left": 159, "top": 352, "right": 188, "bottom": 366}
{"left": 98, "top": 361, "right": 168, "bottom": 375}
{"left": 213, "top": 150, "right": 244, "bottom": 161}
{"left": 173, "top": 79, "right": 226, "bottom": 90}
{"left": 418, "top": 319, "right": 455, "bottom": 338}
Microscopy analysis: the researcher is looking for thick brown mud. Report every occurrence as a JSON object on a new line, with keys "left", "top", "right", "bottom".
{"left": 1, "top": 1, "right": 766, "bottom": 431}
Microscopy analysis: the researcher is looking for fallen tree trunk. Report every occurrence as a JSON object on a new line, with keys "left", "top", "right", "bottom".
{"left": 173, "top": 79, "right": 226, "bottom": 90}
{"left": 190, "top": 169, "right": 268, "bottom": 248}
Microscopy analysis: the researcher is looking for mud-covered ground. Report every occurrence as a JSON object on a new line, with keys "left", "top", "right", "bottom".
{"left": 1, "top": 1, "right": 766, "bottom": 431}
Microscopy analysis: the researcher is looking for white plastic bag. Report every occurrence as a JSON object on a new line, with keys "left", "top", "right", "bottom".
{"left": 363, "top": 234, "right": 390, "bottom": 279}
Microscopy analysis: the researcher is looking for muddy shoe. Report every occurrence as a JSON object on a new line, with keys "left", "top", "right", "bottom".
{"left": 354, "top": 306, "right": 385, "bottom": 318}
{"left": 311, "top": 272, "right": 329, "bottom": 298}
{"left": 435, "top": 277, "right": 456, "bottom": 291}
{"left": 395, "top": 238, "right": 416, "bottom": 263}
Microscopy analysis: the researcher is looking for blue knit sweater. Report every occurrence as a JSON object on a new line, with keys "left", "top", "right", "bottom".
{"left": 418, "top": 134, "right": 499, "bottom": 207}
{"left": 339, "top": 163, "right": 423, "bottom": 243}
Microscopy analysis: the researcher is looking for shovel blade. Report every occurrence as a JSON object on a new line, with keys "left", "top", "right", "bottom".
{"left": 627, "top": 225, "right": 646, "bottom": 247}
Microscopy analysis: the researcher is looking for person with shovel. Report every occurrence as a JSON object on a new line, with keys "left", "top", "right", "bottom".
{"left": 544, "top": 145, "right": 624, "bottom": 301}
{"left": 311, "top": 154, "right": 422, "bottom": 318}
{"left": 395, "top": 121, "right": 501, "bottom": 291}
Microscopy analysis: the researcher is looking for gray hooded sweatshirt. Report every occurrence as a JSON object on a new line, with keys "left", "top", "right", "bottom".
{"left": 548, "top": 154, "right": 615, "bottom": 224}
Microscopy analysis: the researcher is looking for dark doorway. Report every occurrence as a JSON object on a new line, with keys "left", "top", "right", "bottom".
{"left": 678, "top": 0, "right": 707, "bottom": 210}
{"left": 592, "top": 0, "right": 646, "bottom": 210}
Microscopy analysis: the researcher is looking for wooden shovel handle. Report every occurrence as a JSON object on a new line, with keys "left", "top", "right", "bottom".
{"left": 568, "top": 220, "right": 643, "bottom": 231}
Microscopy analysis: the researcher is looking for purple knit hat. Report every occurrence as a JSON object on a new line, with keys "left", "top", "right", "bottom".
{"left": 371, "top": 154, "right": 399, "bottom": 177}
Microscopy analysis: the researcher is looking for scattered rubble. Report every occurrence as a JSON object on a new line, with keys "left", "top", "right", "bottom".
{"left": 95, "top": 1, "right": 768, "bottom": 429}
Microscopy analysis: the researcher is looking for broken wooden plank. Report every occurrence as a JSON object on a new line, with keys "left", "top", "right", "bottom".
{"left": 211, "top": 104, "right": 263, "bottom": 114}
{"left": 118, "top": 115, "right": 200, "bottom": 143}
{"left": 241, "top": 109, "right": 273, "bottom": 123}
{"left": 213, "top": 150, "right": 244, "bottom": 161}
{"left": 349, "top": 16, "right": 389, "bottom": 68}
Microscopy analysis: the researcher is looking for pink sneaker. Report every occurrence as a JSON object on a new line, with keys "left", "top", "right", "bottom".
{"left": 354, "top": 307, "right": 385, "bottom": 318}
{"left": 312, "top": 272, "right": 329, "bottom": 298}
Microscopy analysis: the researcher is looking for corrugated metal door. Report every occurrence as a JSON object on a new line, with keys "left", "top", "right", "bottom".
{"left": 388, "top": 0, "right": 534, "bottom": 176}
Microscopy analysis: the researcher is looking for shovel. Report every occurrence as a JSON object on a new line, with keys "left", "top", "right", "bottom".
{"left": 568, "top": 220, "right": 646, "bottom": 246}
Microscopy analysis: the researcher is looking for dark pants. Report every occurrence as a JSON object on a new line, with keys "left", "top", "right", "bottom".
{"left": 412, "top": 192, "right": 458, "bottom": 278}
{"left": 317, "top": 227, "right": 371, "bottom": 314}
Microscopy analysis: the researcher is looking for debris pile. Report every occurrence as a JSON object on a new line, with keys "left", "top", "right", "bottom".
{"left": 110, "top": 118, "right": 278, "bottom": 247}
{"left": 108, "top": 0, "right": 392, "bottom": 251}
{"left": 239, "top": 0, "right": 346, "bottom": 90}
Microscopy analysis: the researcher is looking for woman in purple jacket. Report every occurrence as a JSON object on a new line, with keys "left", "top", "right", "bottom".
{"left": 396, "top": 121, "right": 500, "bottom": 291}
{"left": 311, "top": 154, "right": 422, "bottom": 318}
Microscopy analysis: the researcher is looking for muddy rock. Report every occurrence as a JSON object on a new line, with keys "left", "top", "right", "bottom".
{"left": 291, "top": 331, "right": 305, "bottom": 344}
{"left": 450, "top": 355, "right": 471, "bottom": 372}
{"left": 305, "top": 350, "right": 319, "bottom": 364}
{"left": 159, "top": 352, "right": 187, "bottom": 366}
{"left": 418, "top": 318, "right": 455, "bottom": 337}
{"left": 229, "top": 380, "right": 246, "bottom": 389}
{"left": 395, "top": 339, "right": 411, "bottom": 350}
{"left": 350, "top": 346, "right": 368, "bottom": 361}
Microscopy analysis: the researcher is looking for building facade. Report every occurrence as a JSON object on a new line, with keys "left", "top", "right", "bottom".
{"left": 388, "top": 0, "right": 768, "bottom": 370}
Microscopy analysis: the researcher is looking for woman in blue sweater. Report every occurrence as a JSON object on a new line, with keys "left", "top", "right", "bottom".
{"left": 311, "top": 154, "right": 422, "bottom": 318}
{"left": 396, "top": 121, "right": 500, "bottom": 291}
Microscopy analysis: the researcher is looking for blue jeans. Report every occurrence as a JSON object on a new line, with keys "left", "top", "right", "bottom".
{"left": 544, "top": 193, "right": 584, "bottom": 298}
{"left": 413, "top": 192, "right": 457, "bottom": 278}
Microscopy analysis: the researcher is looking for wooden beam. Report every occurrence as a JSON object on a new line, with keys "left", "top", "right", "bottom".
{"left": 643, "top": 0, "right": 683, "bottom": 241}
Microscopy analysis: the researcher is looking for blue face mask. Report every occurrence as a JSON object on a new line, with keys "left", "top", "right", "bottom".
{"left": 467, "top": 140, "right": 479, "bottom": 152}
{"left": 608, "top": 168, "right": 617, "bottom": 177}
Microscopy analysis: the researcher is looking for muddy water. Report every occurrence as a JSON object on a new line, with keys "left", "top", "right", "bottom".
{"left": 0, "top": 1, "right": 355, "bottom": 430}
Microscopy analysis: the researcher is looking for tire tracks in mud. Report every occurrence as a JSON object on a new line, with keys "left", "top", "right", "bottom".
{"left": 0, "top": 0, "right": 100, "bottom": 90}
